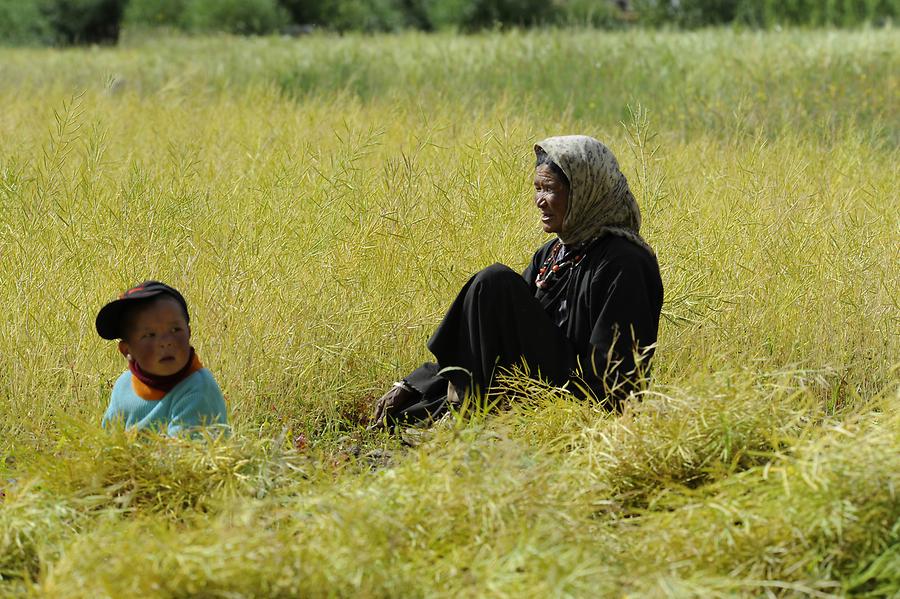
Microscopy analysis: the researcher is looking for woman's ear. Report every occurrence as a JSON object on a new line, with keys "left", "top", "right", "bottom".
{"left": 118, "top": 340, "right": 132, "bottom": 361}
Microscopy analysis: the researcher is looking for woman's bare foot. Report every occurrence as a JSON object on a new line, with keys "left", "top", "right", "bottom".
{"left": 446, "top": 380, "right": 462, "bottom": 407}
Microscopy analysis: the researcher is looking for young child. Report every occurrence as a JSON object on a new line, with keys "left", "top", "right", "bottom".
{"left": 96, "top": 281, "right": 228, "bottom": 435}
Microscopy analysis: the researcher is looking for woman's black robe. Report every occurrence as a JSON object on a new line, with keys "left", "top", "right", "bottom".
{"left": 395, "top": 234, "right": 663, "bottom": 423}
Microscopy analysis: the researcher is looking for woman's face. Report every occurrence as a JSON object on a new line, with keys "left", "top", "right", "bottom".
{"left": 533, "top": 164, "right": 569, "bottom": 234}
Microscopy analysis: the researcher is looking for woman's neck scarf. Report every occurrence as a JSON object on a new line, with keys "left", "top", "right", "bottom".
{"left": 534, "top": 135, "right": 655, "bottom": 256}
{"left": 130, "top": 347, "right": 203, "bottom": 401}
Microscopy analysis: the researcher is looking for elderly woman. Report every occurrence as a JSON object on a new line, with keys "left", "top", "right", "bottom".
{"left": 372, "top": 135, "right": 663, "bottom": 427}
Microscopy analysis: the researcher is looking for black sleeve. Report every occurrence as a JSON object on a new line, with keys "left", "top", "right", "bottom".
{"left": 572, "top": 252, "right": 661, "bottom": 408}
{"left": 521, "top": 254, "right": 539, "bottom": 294}
{"left": 522, "top": 241, "right": 554, "bottom": 295}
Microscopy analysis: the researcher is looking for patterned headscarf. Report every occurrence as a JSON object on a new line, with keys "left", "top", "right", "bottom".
{"left": 534, "top": 135, "right": 654, "bottom": 255}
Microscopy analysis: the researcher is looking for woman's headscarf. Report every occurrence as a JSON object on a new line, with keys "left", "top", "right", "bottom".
{"left": 534, "top": 135, "right": 654, "bottom": 255}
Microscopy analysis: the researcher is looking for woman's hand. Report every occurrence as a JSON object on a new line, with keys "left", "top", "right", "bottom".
{"left": 369, "top": 382, "right": 419, "bottom": 429}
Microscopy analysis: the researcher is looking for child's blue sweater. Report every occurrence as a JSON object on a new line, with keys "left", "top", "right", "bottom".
{"left": 102, "top": 368, "right": 228, "bottom": 435}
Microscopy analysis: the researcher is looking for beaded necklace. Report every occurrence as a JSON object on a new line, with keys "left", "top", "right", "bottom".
{"left": 535, "top": 240, "right": 588, "bottom": 290}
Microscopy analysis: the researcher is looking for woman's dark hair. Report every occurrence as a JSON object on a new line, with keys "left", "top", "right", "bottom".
{"left": 535, "top": 148, "right": 569, "bottom": 188}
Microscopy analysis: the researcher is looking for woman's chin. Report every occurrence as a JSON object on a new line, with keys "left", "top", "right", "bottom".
{"left": 540, "top": 223, "right": 558, "bottom": 234}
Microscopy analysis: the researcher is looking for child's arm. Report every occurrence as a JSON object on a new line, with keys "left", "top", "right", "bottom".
{"left": 101, "top": 372, "right": 131, "bottom": 428}
{"left": 100, "top": 404, "right": 115, "bottom": 428}
{"left": 166, "top": 371, "right": 229, "bottom": 436}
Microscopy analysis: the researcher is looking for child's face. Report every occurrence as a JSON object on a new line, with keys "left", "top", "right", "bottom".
{"left": 118, "top": 296, "right": 191, "bottom": 376}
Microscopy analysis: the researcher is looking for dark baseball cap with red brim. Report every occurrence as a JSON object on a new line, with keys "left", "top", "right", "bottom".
{"left": 96, "top": 280, "right": 190, "bottom": 340}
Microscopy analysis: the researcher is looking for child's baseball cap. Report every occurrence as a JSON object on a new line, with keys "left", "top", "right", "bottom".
{"left": 96, "top": 281, "right": 190, "bottom": 340}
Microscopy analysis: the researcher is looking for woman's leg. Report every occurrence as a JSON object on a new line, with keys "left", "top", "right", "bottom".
{"left": 427, "top": 263, "right": 572, "bottom": 394}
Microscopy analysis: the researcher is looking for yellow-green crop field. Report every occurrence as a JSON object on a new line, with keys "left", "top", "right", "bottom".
{"left": 0, "top": 28, "right": 898, "bottom": 597}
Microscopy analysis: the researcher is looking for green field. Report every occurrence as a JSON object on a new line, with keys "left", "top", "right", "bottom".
{"left": 0, "top": 28, "right": 898, "bottom": 597}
